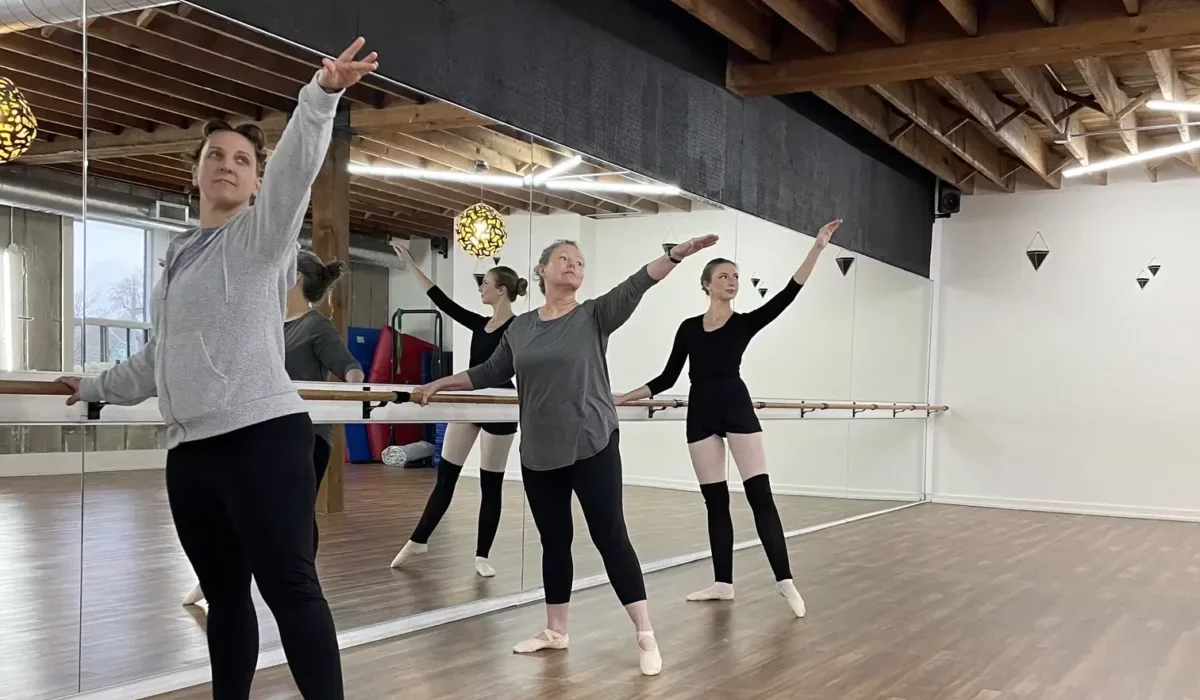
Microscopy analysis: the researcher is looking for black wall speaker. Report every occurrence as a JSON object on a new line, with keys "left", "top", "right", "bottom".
{"left": 431, "top": 237, "right": 449, "bottom": 259}
{"left": 936, "top": 181, "right": 961, "bottom": 219}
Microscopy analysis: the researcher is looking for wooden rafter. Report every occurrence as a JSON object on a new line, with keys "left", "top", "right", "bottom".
{"left": 1001, "top": 66, "right": 1088, "bottom": 164}
{"left": 668, "top": 0, "right": 774, "bottom": 60}
{"left": 846, "top": 0, "right": 907, "bottom": 45}
{"left": 1146, "top": 48, "right": 1200, "bottom": 171}
{"left": 935, "top": 0, "right": 978, "bottom": 36}
{"left": 1075, "top": 57, "right": 1141, "bottom": 155}
{"left": 760, "top": 0, "right": 839, "bottom": 52}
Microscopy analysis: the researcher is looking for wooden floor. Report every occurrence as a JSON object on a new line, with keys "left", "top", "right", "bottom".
{"left": 0, "top": 465, "right": 895, "bottom": 699}
{"left": 154, "top": 504, "right": 1200, "bottom": 700}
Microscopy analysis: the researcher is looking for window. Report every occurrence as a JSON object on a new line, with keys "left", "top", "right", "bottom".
{"left": 73, "top": 221, "right": 151, "bottom": 371}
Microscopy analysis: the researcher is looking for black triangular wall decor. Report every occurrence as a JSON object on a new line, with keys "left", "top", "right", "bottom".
{"left": 1149, "top": 263, "right": 1161, "bottom": 276}
{"left": 1137, "top": 276, "right": 1149, "bottom": 289}
{"left": 493, "top": 256, "right": 501, "bottom": 265}
{"left": 836, "top": 256, "right": 854, "bottom": 276}
{"left": 473, "top": 273, "right": 485, "bottom": 287}
{"left": 1027, "top": 249, "right": 1049, "bottom": 271}
{"left": 661, "top": 242, "right": 675, "bottom": 256}
{"left": 750, "top": 276, "right": 761, "bottom": 288}
{"left": 757, "top": 286, "right": 768, "bottom": 298}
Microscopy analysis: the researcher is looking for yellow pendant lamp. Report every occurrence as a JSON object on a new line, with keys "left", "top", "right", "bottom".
{"left": 0, "top": 77, "right": 37, "bottom": 164}
{"left": 454, "top": 202, "right": 507, "bottom": 259}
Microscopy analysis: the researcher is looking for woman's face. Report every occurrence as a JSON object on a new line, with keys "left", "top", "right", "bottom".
{"left": 479, "top": 271, "right": 505, "bottom": 306}
{"left": 193, "top": 130, "right": 262, "bottom": 211}
{"left": 706, "top": 262, "right": 739, "bottom": 301}
{"left": 541, "top": 244, "right": 585, "bottom": 293}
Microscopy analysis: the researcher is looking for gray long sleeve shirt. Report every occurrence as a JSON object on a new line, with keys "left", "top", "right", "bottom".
{"left": 284, "top": 310, "right": 363, "bottom": 446}
{"left": 467, "top": 266, "right": 658, "bottom": 470}
{"left": 78, "top": 73, "right": 343, "bottom": 448}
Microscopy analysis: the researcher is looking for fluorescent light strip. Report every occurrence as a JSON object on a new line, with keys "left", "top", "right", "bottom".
{"left": 531, "top": 155, "right": 583, "bottom": 185}
{"left": 1, "top": 247, "right": 12, "bottom": 372}
{"left": 1063, "top": 138, "right": 1200, "bottom": 177}
{"left": 544, "top": 180, "right": 681, "bottom": 195}
{"left": 1147, "top": 99, "right": 1200, "bottom": 114}
{"left": 347, "top": 163, "right": 525, "bottom": 187}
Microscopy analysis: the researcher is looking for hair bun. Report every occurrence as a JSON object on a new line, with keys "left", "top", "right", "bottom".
{"left": 517, "top": 278, "right": 528, "bottom": 296}
{"left": 323, "top": 260, "right": 346, "bottom": 283}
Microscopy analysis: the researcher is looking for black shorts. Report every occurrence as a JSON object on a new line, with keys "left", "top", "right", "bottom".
{"left": 685, "top": 379, "right": 761, "bottom": 444}
{"left": 476, "top": 422, "right": 518, "bottom": 436}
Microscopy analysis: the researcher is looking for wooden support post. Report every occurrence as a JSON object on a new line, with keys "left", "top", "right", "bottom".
{"left": 313, "top": 104, "right": 351, "bottom": 516}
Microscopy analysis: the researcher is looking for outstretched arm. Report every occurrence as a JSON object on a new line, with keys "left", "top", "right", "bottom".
{"left": 413, "top": 331, "right": 515, "bottom": 405}
{"left": 592, "top": 234, "right": 719, "bottom": 335}
{"left": 244, "top": 39, "right": 377, "bottom": 260}
{"left": 744, "top": 218, "right": 840, "bottom": 333}
{"left": 309, "top": 315, "right": 364, "bottom": 382}
{"left": 615, "top": 323, "right": 689, "bottom": 405}
{"left": 70, "top": 336, "right": 159, "bottom": 406}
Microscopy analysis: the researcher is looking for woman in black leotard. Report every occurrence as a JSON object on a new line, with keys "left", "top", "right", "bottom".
{"left": 616, "top": 218, "right": 841, "bottom": 618}
{"left": 388, "top": 243, "right": 526, "bottom": 578}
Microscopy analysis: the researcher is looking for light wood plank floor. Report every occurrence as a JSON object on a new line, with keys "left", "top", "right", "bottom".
{"left": 0, "top": 465, "right": 895, "bottom": 698}
{"left": 155, "top": 504, "right": 1200, "bottom": 700}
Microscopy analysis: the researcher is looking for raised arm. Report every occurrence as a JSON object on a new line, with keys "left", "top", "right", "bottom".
{"left": 309, "top": 315, "right": 364, "bottom": 382}
{"left": 244, "top": 39, "right": 377, "bottom": 260}
{"left": 615, "top": 321, "right": 689, "bottom": 405}
{"left": 744, "top": 218, "right": 840, "bottom": 333}
{"left": 71, "top": 336, "right": 159, "bottom": 406}
{"left": 592, "top": 234, "right": 720, "bottom": 335}
{"left": 427, "top": 286, "right": 487, "bottom": 330}
{"left": 413, "top": 331, "right": 516, "bottom": 405}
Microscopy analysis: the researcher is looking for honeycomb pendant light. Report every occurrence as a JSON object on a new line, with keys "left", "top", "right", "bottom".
{"left": 454, "top": 202, "right": 507, "bottom": 259}
{"left": 0, "top": 77, "right": 37, "bottom": 164}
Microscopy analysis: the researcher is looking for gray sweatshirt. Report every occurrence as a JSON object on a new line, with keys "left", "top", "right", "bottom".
{"left": 79, "top": 73, "right": 344, "bottom": 449}
{"left": 467, "top": 267, "right": 658, "bottom": 470}
{"left": 284, "top": 310, "right": 362, "bottom": 446}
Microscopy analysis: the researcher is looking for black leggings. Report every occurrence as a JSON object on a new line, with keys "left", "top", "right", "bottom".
{"left": 166, "top": 414, "right": 343, "bottom": 700}
{"left": 522, "top": 430, "right": 646, "bottom": 606}
{"left": 312, "top": 435, "right": 331, "bottom": 554}
{"left": 701, "top": 475, "right": 792, "bottom": 584}
{"left": 409, "top": 460, "right": 506, "bottom": 558}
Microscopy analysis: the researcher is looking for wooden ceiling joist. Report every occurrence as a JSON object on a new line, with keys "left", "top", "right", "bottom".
{"left": 728, "top": 6, "right": 1200, "bottom": 96}
{"left": 1001, "top": 66, "right": 1089, "bottom": 164}
{"left": 935, "top": 0, "right": 978, "bottom": 36}
{"left": 1147, "top": 48, "right": 1200, "bottom": 170}
{"left": 669, "top": 0, "right": 774, "bottom": 60}
{"left": 759, "top": 0, "right": 839, "bottom": 52}
{"left": 846, "top": 0, "right": 907, "bottom": 45}
{"left": 1027, "top": 0, "right": 1055, "bottom": 25}
{"left": 1075, "top": 56, "right": 1141, "bottom": 156}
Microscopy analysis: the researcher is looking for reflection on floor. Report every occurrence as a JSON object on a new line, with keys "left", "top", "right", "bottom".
{"left": 156, "top": 503, "right": 1200, "bottom": 700}
{"left": 0, "top": 465, "right": 900, "bottom": 699}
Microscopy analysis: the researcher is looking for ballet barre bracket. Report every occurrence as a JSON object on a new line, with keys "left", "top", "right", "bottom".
{"left": 646, "top": 399, "right": 683, "bottom": 418}
{"left": 86, "top": 401, "right": 105, "bottom": 421}
{"left": 361, "top": 390, "right": 411, "bottom": 419}
{"left": 851, "top": 403, "right": 879, "bottom": 418}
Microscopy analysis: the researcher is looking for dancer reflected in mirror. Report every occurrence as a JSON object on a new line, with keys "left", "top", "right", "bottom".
{"left": 389, "top": 243, "right": 525, "bottom": 578}
{"left": 412, "top": 233, "right": 718, "bottom": 676}
{"left": 56, "top": 38, "right": 379, "bottom": 700}
{"left": 616, "top": 218, "right": 842, "bottom": 619}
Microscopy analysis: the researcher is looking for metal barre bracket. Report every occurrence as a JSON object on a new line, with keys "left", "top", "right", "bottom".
{"left": 852, "top": 403, "right": 881, "bottom": 418}
{"left": 647, "top": 399, "right": 683, "bottom": 418}
{"left": 361, "top": 390, "right": 411, "bottom": 419}
{"left": 86, "top": 401, "right": 105, "bottom": 421}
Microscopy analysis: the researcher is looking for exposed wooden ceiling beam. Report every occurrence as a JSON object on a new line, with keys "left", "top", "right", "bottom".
{"left": 19, "top": 103, "right": 478, "bottom": 164}
{"left": 1146, "top": 48, "right": 1200, "bottom": 170}
{"left": 934, "top": 74, "right": 1061, "bottom": 188}
{"left": 870, "top": 81, "right": 1011, "bottom": 189}
{"left": 667, "top": 0, "right": 773, "bottom": 60}
{"left": 1075, "top": 57, "right": 1141, "bottom": 155}
{"left": 846, "top": 0, "right": 907, "bottom": 44}
{"left": 1001, "top": 66, "right": 1088, "bottom": 164}
{"left": 1123, "top": 0, "right": 1140, "bottom": 15}
{"left": 728, "top": 6, "right": 1200, "bottom": 95}
{"left": 935, "top": 0, "right": 978, "bottom": 36}
{"left": 814, "top": 86, "right": 974, "bottom": 189}
{"left": 760, "top": 0, "right": 839, "bottom": 52}
{"left": 1028, "top": 0, "right": 1055, "bottom": 25}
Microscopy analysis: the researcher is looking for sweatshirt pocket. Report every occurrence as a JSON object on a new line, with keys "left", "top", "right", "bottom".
{"left": 163, "top": 331, "right": 229, "bottom": 422}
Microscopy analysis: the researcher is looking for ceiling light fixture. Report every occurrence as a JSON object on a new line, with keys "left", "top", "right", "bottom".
{"left": 1063, "top": 139, "right": 1200, "bottom": 178}
{"left": 347, "top": 163, "right": 525, "bottom": 187}
{"left": 529, "top": 155, "right": 583, "bottom": 185}
{"left": 1147, "top": 99, "right": 1200, "bottom": 114}
{"left": 0, "top": 77, "right": 37, "bottom": 164}
{"left": 349, "top": 159, "right": 680, "bottom": 196}
{"left": 544, "top": 181, "right": 681, "bottom": 195}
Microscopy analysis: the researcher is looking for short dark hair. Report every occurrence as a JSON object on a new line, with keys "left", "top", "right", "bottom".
{"left": 489, "top": 265, "right": 528, "bottom": 301}
{"left": 191, "top": 119, "right": 268, "bottom": 175}
{"left": 700, "top": 257, "right": 736, "bottom": 295}
{"left": 296, "top": 250, "right": 347, "bottom": 303}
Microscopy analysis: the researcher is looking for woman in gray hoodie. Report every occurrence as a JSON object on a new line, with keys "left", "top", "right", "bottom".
{"left": 57, "top": 39, "right": 378, "bottom": 700}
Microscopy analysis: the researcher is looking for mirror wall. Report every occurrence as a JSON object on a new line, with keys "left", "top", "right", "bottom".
{"left": 0, "top": 3, "right": 930, "bottom": 697}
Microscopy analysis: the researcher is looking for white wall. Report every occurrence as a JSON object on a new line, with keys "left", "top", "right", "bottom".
{"left": 934, "top": 178, "right": 1200, "bottom": 520}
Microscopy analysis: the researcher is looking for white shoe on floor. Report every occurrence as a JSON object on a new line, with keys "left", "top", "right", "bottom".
{"left": 475, "top": 557, "right": 496, "bottom": 578}
{"left": 638, "top": 631, "right": 662, "bottom": 676}
{"left": 390, "top": 541, "right": 427, "bottom": 568}
{"left": 777, "top": 579, "right": 806, "bottom": 618}
{"left": 513, "top": 629, "right": 569, "bottom": 654}
{"left": 182, "top": 583, "right": 205, "bottom": 606}
{"left": 686, "top": 582, "right": 735, "bottom": 602}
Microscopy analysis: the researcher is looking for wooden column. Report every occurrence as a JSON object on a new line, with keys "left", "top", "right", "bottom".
{"left": 313, "top": 104, "right": 351, "bottom": 515}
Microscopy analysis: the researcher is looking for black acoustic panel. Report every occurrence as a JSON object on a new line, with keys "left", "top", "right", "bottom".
{"left": 191, "top": 0, "right": 359, "bottom": 59}
{"left": 189, "top": 0, "right": 934, "bottom": 277}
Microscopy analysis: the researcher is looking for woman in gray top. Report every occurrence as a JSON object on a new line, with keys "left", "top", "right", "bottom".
{"left": 56, "top": 39, "right": 378, "bottom": 699}
{"left": 415, "top": 233, "right": 718, "bottom": 676}
{"left": 183, "top": 250, "right": 363, "bottom": 607}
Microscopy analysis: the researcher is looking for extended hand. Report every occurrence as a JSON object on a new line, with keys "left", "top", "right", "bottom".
{"left": 815, "top": 219, "right": 842, "bottom": 248}
{"left": 614, "top": 393, "right": 634, "bottom": 406}
{"left": 390, "top": 241, "right": 414, "bottom": 264}
{"left": 411, "top": 382, "right": 439, "bottom": 406}
{"left": 56, "top": 376, "right": 82, "bottom": 406}
{"left": 319, "top": 37, "right": 379, "bottom": 91}
{"left": 670, "top": 234, "right": 720, "bottom": 260}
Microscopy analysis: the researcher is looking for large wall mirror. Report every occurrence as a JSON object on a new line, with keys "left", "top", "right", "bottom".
{"left": 0, "top": 3, "right": 931, "bottom": 697}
